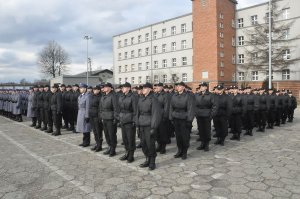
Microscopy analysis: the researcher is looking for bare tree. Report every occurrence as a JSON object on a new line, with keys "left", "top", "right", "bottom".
{"left": 37, "top": 40, "right": 71, "bottom": 78}
{"left": 241, "top": 0, "right": 300, "bottom": 79}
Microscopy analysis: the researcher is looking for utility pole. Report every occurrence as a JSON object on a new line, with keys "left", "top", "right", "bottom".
{"left": 268, "top": 0, "right": 272, "bottom": 89}
{"left": 84, "top": 35, "right": 92, "bottom": 85}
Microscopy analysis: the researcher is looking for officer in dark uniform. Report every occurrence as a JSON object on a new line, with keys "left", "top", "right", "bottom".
{"left": 256, "top": 88, "right": 269, "bottom": 132}
{"left": 64, "top": 85, "right": 72, "bottom": 131}
{"left": 229, "top": 85, "right": 243, "bottom": 141}
{"left": 50, "top": 84, "right": 62, "bottom": 136}
{"left": 288, "top": 91, "right": 297, "bottom": 122}
{"left": 70, "top": 84, "right": 80, "bottom": 133}
{"left": 35, "top": 85, "right": 44, "bottom": 129}
{"left": 275, "top": 90, "right": 283, "bottom": 126}
{"left": 195, "top": 82, "right": 217, "bottom": 151}
{"left": 60, "top": 84, "right": 68, "bottom": 129}
{"left": 43, "top": 85, "right": 53, "bottom": 133}
{"left": 169, "top": 82, "right": 194, "bottom": 160}
{"left": 243, "top": 87, "right": 255, "bottom": 136}
{"left": 118, "top": 82, "right": 138, "bottom": 163}
{"left": 266, "top": 88, "right": 277, "bottom": 129}
{"left": 214, "top": 85, "right": 232, "bottom": 146}
{"left": 153, "top": 83, "right": 170, "bottom": 154}
{"left": 137, "top": 83, "right": 161, "bottom": 170}
{"left": 281, "top": 89, "right": 290, "bottom": 124}
{"left": 89, "top": 85, "right": 103, "bottom": 152}
{"left": 135, "top": 86, "right": 143, "bottom": 149}
{"left": 99, "top": 82, "right": 118, "bottom": 157}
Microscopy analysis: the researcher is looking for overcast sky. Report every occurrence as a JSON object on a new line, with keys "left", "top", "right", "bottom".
{"left": 0, "top": 0, "right": 266, "bottom": 83}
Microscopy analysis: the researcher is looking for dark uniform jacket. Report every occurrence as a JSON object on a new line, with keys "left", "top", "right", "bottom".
{"left": 194, "top": 91, "right": 217, "bottom": 118}
{"left": 37, "top": 91, "right": 44, "bottom": 109}
{"left": 154, "top": 91, "right": 170, "bottom": 121}
{"left": 267, "top": 93, "right": 278, "bottom": 110}
{"left": 118, "top": 91, "right": 138, "bottom": 124}
{"left": 289, "top": 96, "right": 297, "bottom": 109}
{"left": 43, "top": 91, "right": 52, "bottom": 111}
{"left": 215, "top": 93, "right": 232, "bottom": 117}
{"left": 71, "top": 91, "right": 80, "bottom": 110}
{"left": 89, "top": 93, "right": 101, "bottom": 118}
{"left": 256, "top": 94, "right": 270, "bottom": 111}
{"left": 243, "top": 93, "right": 256, "bottom": 113}
{"left": 231, "top": 94, "right": 243, "bottom": 115}
{"left": 282, "top": 94, "right": 290, "bottom": 109}
{"left": 99, "top": 91, "right": 118, "bottom": 120}
{"left": 50, "top": 92, "right": 62, "bottom": 114}
{"left": 169, "top": 91, "right": 194, "bottom": 122}
{"left": 136, "top": 92, "right": 161, "bottom": 129}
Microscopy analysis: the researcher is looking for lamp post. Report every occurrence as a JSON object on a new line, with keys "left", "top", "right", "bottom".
{"left": 268, "top": 0, "right": 272, "bottom": 89}
{"left": 84, "top": 35, "right": 92, "bottom": 85}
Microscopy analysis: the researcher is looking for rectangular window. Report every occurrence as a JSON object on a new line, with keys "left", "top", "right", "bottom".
{"left": 219, "top": 22, "right": 224, "bottom": 29}
{"left": 125, "top": 65, "right": 128, "bottom": 72}
{"left": 251, "top": 15, "right": 258, "bottom": 25}
{"left": 131, "top": 37, "right": 134, "bottom": 45}
{"left": 252, "top": 71, "right": 258, "bottom": 81}
{"left": 162, "top": 59, "right": 167, "bottom": 68}
{"left": 220, "top": 71, "right": 224, "bottom": 77}
{"left": 283, "top": 29, "right": 289, "bottom": 40}
{"left": 146, "top": 76, "right": 150, "bottom": 83}
{"left": 238, "top": 18, "right": 244, "bottom": 28}
{"left": 220, "top": 61, "right": 224, "bottom": 68}
{"left": 252, "top": 52, "right": 258, "bottom": 63}
{"left": 282, "top": 8, "right": 290, "bottom": 19}
{"left": 146, "top": 62, "right": 150, "bottom": 70}
{"left": 238, "top": 54, "right": 244, "bottom": 64}
{"left": 145, "top": 47, "right": 149, "bottom": 56}
{"left": 124, "top": 52, "right": 128, "bottom": 59}
{"left": 266, "top": 70, "right": 274, "bottom": 80}
{"left": 145, "top": 33, "right": 149, "bottom": 41}
{"left": 154, "top": 61, "right": 158, "bottom": 69}
{"left": 220, "top": 51, "right": 224, "bottom": 58}
{"left": 118, "top": 41, "right": 121, "bottom": 48}
{"left": 181, "top": 23, "right": 186, "bottom": 33}
{"left": 131, "top": 77, "right": 135, "bottom": 84}
{"left": 138, "top": 49, "right": 142, "bottom": 57}
{"left": 138, "top": 76, "right": 142, "bottom": 84}
{"left": 238, "top": 72, "right": 245, "bottom": 81}
{"left": 153, "top": 46, "right": 158, "bottom": 54}
{"left": 220, "top": 13, "right": 224, "bottom": 19}
{"left": 282, "top": 69, "right": 290, "bottom": 80}
{"left": 131, "top": 50, "right": 134, "bottom": 58}
{"left": 125, "top": 77, "right": 128, "bottom": 82}
{"left": 138, "top": 63, "right": 142, "bottom": 70}
{"left": 182, "top": 57, "right": 187, "bottom": 65}
{"left": 118, "top": 66, "right": 122, "bottom": 73}
{"left": 138, "top": 35, "right": 141, "bottom": 43}
{"left": 154, "top": 75, "right": 159, "bottom": 83}
{"left": 171, "top": 42, "right": 176, "bottom": 51}
{"left": 119, "top": 78, "right": 122, "bottom": 84}
{"left": 153, "top": 31, "right": 157, "bottom": 40}
{"left": 163, "top": 75, "right": 167, "bottom": 83}
{"left": 131, "top": 64, "right": 135, "bottom": 71}
{"left": 220, "top": 32, "right": 224, "bottom": 38}
{"left": 182, "top": 73, "right": 187, "bottom": 82}
{"left": 162, "top": 28, "right": 166, "bottom": 37}
{"left": 162, "top": 44, "right": 166, "bottom": 52}
{"left": 220, "top": 42, "right": 224, "bottom": 48}
{"left": 118, "top": 53, "right": 122, "bottom": 60}
{"left": 283, "top": 49, "right": 291, "bottom": 60}
{"left": 172, "top": 58, "right": 177, "bottom": 67}
{"left": 238, "top": 36, "right": 244, "bottom": 46}
{"left": 181, "top": 40, "right": 187, "bottom": 49}
{"left": 124, "top": 39, "right": 128, "bottom": 46}
{"left": 202, "top": 71, "right": 208, "bottom": 79}
{"left": 171, "top": 26, "right": 176, "bottom": 35}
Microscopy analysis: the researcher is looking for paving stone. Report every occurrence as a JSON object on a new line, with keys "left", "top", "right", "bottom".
{"left": 151, "top": 187, "right": 173, "bottom": 195}
{"left": 245, "top": 182, "right": 268, "bottom": 190}
{"left": 228, "top": 184, "right": 250, "bottom": 193}
{"left": 167, "top": 192, "right": 190, "bottom": 199}
{"left": 249, "top": 190, "right": 273, "bottom": 199}
{"left": 268, "top": 187, "right": 292, "bottom": 197}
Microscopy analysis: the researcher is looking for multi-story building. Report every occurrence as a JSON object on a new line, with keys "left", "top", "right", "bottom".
{"left": 113, "top": 0, "right": 300, "bottom": 96}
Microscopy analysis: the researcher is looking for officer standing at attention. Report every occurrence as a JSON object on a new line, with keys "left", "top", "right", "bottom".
{"left": 243, "top": 87, "right": 255, "bottom": 136}
{"left": 118, "top": 82, "right": 138, "bottom": 163}
{"left": 99, "top": 82, "right": 119, "bottom": 157}
{"left": 43, "top": 85, "right": 53, "bottom": 133}
{"left": 169, "top": 82, "right": 194, "bottom": 160}
{"left": 137, "top": 83, "right": 161, "bottom": 170}
{"left": 229, "top": 85, "right": 243, "bottom": 141}
{"left": 195, "top": 82, "right": 217, "bottom": 151}
{"left": 77, "top": 83, "right": 92, "bottom": 147}
{"left": 50, "top": 84, "right": 62, "bottom": 136}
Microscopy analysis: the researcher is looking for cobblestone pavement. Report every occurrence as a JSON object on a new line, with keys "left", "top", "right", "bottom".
{"left": 1, "top": 111, "right": 300, "bottom": 199}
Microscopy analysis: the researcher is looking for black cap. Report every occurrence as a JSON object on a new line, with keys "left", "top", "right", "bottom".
{"left": 163, "top": 85, "right": 169, "bottom": 89}
{"left": 122, "top": 82, "right": 131, "bottom": 88}
{"left": 281, "top": 89, "right": 286, "bottom": 92}
{"left": 199, "top": 82, "right": 208, "bottom": 87}
{"left": 67, "top": 85, "right": 72, "bottom": 88}
{"left": 73, "top": 84, "right": 79, "bottom": 87}
{"left": 175, "top": 82, "right": 186, "bottom": 87}
{"left": 79, "top": 83, "right": 88, "bottom": 88}
{"left": 168, "top": 85, "right": 173, "bottom": 89}
{"left": 60, "top": 84, "right": 66, "bottom": 87}
{"left": 245, "top": 86, "right": 252, "bottom": 89}
{"left": 142, "top": 82, "right": 153, "bottom": 89}
{"left": 52, "top": 84, "right": 59, "bottom": 89}
{"left": 154, "top": 83, "right": 163, "bottom": 87}
{"left": 232, "top": 85, "right": 239, "bottom": 89}
{"left": 44, "top": 85, "right": 50, "bottom": 88}
{"left": 93, "top": 85, "right": 101, "bottom": 90}
{"left": 103, "top": 82, "right": 113, "bottom": 88}
{"left": 216, "top": 84, "right": 224, "bottom": 90}
{"left": 87, "top": 86, "right": 93, "bottom": 89}
{"left": 137, "top": 85, "right": 143, "bottom": 90}
{"left": 38, "top": 85, "right": 44, "bottom": 88}
{"left": 33, "top": 85, "right": 38, "bottom": 88}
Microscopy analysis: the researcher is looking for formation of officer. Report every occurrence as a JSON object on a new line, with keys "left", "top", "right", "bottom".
{"left": 0, "top": 81, "right": 298, "bottom": 171}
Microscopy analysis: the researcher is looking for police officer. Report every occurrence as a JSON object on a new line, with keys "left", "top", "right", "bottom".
{"left": 256, "top": 88, "right": 269, "bottom": 132}
{"left": 50, "top": 84, "right": 62, "bottom": 136}
{"left": 43, "top": 85, "right": 53, "bottom": 133}
{"left": 99, "top": 82, "right": 118, "bottom": 157}
{"left": 70, "top": 84, "right": 80, "bottom": 133}
{"left": 275, "top": 90, "right": 283, "bottom": 126}
{"left": 243, "top": 87, "right": 255, "bottom": 136}
{"left": 77, "top": 83, "right": 92, "bottom": 147}
{"left": 195, "top": 82, "right": 217, "bottom": 151}
{"left": 118, "top": 82, "right": 138, "bottom": 163}
{"left": 169, "top": 82, "right": 194, "bottom": 160}
{"left": 229, "top": 85, "right": 243, "bottom": 141}
{"left": 266, "top": 88, "right": 277, "bottom": 129}
{"left": 89, "top": 85, "right": 103, "bottom": 152}
{"left": 281, "top": 89, "right": 290, "bottom": 124}
{"left": 64, "top": 85, "right": 73, "bottom": 131}
{"left": 153, "top": 83, "right": 170, "bottom": 154}
{"left": 36, "top": 85, "right": 44, "bottom": 129}
{"left": 137, "top": 83, "right": 161, "bottom": 170}
{"left": 214, "top": 85, "right": 232, "bottom": 146}
{"left": 288, "top": 91, "right": 297, "bottom": 122}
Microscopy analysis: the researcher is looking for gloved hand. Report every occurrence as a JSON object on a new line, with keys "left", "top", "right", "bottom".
{"left": 85, "top": 118, "right": 90, "bottom": 123}
{"left": 150, "top": 129, "right": 155, "bottom": 136}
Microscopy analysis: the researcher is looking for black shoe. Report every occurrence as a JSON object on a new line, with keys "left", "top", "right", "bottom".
{"left": 127, "top": 151, "right": 134, "bottom": 163}
{"left": 139, "top": 158, "right": 150, "bottom": 168}
{"left": 30, "top": 124, "right": 36, "bottom": 127}
{"left": 119, "top": 152, "right": 128, "bottom": 161}
{"left": 219, "top": 140, "right": 224, "bottom": 146}
{"left": 204, "top": 144, "right": 209, "bottom": 152}
{"left": 181, "top": 153, "right": 187, "bottom": 160}
{"left": 196, "top": 142, "right": 205, "bottom": 150}
{"left": 46, "top": 129, "right": 53, "bottom": 133}
{"left": 230, "top": 135, "right": 237, "bottom": 140}
{"left": 35, "top": 125, "right": 41, "bottom": 129}
{"left": 91, "top": 146, "right": 97, "bottom": 151}
{"left": 103, "top": 147, "right": 111, "bottom": 155}
{"left": 174, "top": 150, "right": 182, "bottom": 158}
{"left": 79, "top": 143, "right": 84, "bottom": 147}
{"left": 214, "top": 138, "right": 220, "bottom": 145}
{"left": 160, "top": 148, "right": 166, "bottom": 154}
{"left": 95, "top": 146, "right": 102, "bottom": 152}
{"left": 82, "top": 143, "right": 90, "bottom": 147}
{"left": 156, "top": 144, "right": 162, "bottom": 152}
{"left": 148, "top": 157, "right": 156, "bottom": 170}
{"left": 109, "top": 148, "right": 116, "bottom": 157}
{"left": 53, "top": 133, "right": 61, "bottom": 136}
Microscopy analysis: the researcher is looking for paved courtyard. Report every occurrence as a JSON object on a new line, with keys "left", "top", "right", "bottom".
{"left": 0, "top": 111, "right": 300, "bottom": 199}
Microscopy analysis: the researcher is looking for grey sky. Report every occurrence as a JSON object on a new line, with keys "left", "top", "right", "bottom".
{"left": 0, "top": 0, "right": 266, "bottom": 83}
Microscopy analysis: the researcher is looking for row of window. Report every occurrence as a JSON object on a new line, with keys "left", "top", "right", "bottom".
{"left": 117, "top": 40, "right": 188, "bottom": 60}
{"left": 118, "top": 73, "right": 188, "bottom": 85}
{"left": 118, "top": 57, "right": 188, "bottom": 73}
{"left": 237, "top": 8, "right": 290, "bottom": 28}
{"left": 118, "top": 24, "right": 187, "bottom": 48}
{"left": 237, "top": 49, "right": 291, "bottom": 64}
{"left": 238, "top": 69, "right": 290, "bottom": 81}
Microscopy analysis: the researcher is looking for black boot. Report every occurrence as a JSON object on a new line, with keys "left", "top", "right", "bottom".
{"left": 119, "top": 151, "right": 129, "bottom": 161}
{"left": 230, "top": 134, "right": 237, "bottom": 140}
{"left": 46, "top": 127, "right": 53, "bottom": 133}
{"left": 181, "top": 148, "right": 187, "bottom": 160}
{"left": 82, "top": 133, "right": 90, "bottom": 147}
{"left": 204, "top": 142, "right": 209, "bottom": 152}
{"left": 219, "top": 138, "right": 225, "bottom": 146}
{"left": 160, "top": 144, "right": 166, "bottom": 154}
{"left": 109, "top": 148, "right": 116, "bottom": 157}
{"left": 214, "top": 138, "right": 220, "bottom": 145}
{"left": 103, "top": 147, "right": 111, "bottom": 155}
{"left": 95, "top": 143, "right": 102, "bottom": 152}
{"left": 148, "top": 157, "right": 156, "bottom": 170}
{"left": 139, "top": 157, "right": 150, "bottom": 168}
{"left": 174, "top": 149, "right": 182, "bottom": 158}
{"left": 127, "top": 151, "right": 135, "bottom": 163}
{"left": 196, "top": 142, "right": 205, "bottom": 150}
{"left": 156, "top": 144, "right": 162, "bottom": 152}
{"left": 91, "top": 146, "right": 97, "bottom": 151}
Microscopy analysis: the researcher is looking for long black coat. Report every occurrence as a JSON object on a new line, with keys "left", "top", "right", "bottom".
{"left": 194, "top": 91, "right": 217, "bottom": 118}
{"left": 154, "top": 91, "right": 170, "bottom": 120}
{"left": 37, "top": 92, "right": 44, "bottom": 109}
{"left": 118, "top": 91, "right": 138, "bottom": 124}
{"left": 99, "top": 91, "right": 118, "bottom": 120}
{"left": 50, "top": 92, "right": 62, "bottom": 114}
{"left": 43, "top": 91, "right": 52, "bottom": 111}
{"left": 215, "top": 93, "right": 232, "bottom": 117}
{"left": 89, "top": 93, "right": 101, "bottom": 118}
{"left": 71, "top": 91, "right": 80, "bottom": 111}
{"left": 267, "top": 93, "right": 277, "bottom": 110}
{"left": 169, "top": 91, "right": 194, "bottom": 122}
{"left": 231, "top": 94, "right": 243, "bottom": 115}
{"left": 136, "top": 92, "right": 161, "bottom": 129}
{"left": 243, "top": 94, "right": 256, "bottom": 113}
{"left": 256, "top": 94, "right": 270, "bottom": 111}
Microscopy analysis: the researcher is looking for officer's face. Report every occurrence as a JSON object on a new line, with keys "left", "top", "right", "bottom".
{"left": 200, "top": 86, "right": 207, "bottom": 92}
{"left": 103, "top": 86, "right": 112, "bottom": 93}
{"left": 79, "top": 87, "right": 87, "bottom": 93}
{"left": 93, "top": 89, "right": 100, "bottom": 95}
{"left": 60, "top": 87, "right": 65, "bottom": 91}
{"left": 44, "top": 87, "right": 49, "bottom": 92}
{"left": 156, "top": 86, "right": 163, "bottom": 93}
{"left": 268, "top": 90, "right": 273, "bottom": 95}
{"left": 142, "top": 87, "right": 151, "bottom": 96}
{"left": 66, "top": 88, "right": 71, "bottom": 91}
{"left": 122, "top": 87, "right": 130, "bottom": 94}
{"left": 51, "top": 88, "right": 57, "bottom": 93}
{"left": 177, "top": 85, "right": 185, "bottom": 93}
{"left": 233, "top": 89, "right": 238, "bottom": 95}
{"left": 39, "top": 88, "right": 44, "bottom": 92}
{"left": 72, "top": 86, "right": 78, "bottom": 91}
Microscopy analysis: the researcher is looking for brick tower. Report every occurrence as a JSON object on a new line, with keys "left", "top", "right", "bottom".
{"left": 191, "top": 0, "right": 237, "bottom": 89}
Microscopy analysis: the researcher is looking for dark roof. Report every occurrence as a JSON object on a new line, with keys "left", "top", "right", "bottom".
{"left": 73, "top": 69, "right": 113, "bottom": 77}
